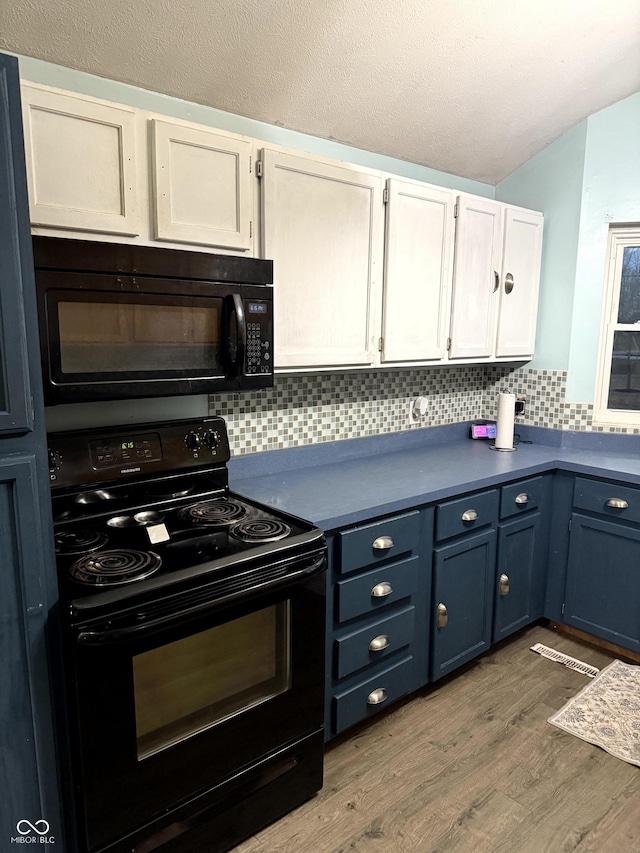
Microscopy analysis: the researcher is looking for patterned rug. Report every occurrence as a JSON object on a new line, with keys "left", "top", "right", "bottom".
{"left": 548, "top": 659, "right": 640, "bottom": 766}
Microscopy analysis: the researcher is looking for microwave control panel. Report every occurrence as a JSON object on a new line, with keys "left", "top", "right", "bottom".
{"left": 245, "top": 300, "right": 272, "bottom": 375}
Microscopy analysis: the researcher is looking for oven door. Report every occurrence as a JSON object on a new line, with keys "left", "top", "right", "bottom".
{"left": 67, "top": 553, "right": 325, "bottom": 852}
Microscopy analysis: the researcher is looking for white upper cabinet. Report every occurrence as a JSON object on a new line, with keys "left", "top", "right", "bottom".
{"left": 495, "top": 206, "right": 543, "bottom": 358}
{"left": 260, "top": 148, "right": 383, "bottom": 370}
{"left": 449, "top": 196, "right": 503, "bottom": 359}
{"left": 151, "top": 120, "right": 252, "bottom": 251}
{"left": 449, "top": 196, "right": 543, "bottom": 361}
{"left": 381, "top": 178, "right": 455, "bottom": 363}
{"left": 21, "top": 84, "right": 139, "bottom": 236}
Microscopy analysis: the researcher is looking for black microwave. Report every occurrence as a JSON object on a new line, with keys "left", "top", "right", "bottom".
{"left": 32, "top": 237, "right": 274, "bottom": 404}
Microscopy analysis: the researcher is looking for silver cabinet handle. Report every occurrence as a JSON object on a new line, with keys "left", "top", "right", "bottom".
{"left": 504, "top": 272, "right": 514, "bottom": 294}
{"left": 605, "top": 498, "right": 629, "bottom": 509}
{"left": 369, "top": 634, "right": 390, "bottom": 652}
{"left": 493, "top": 270, "right": 500, "bottom": 292}
{"left": 372, "top": 535, "right": 394, "bottom": 550}
{"left": 436, "top": 602, "right": 448, "bottom": 628}
{"left": 499, "top": 573, "right": 510, "bottom": 596}
{"left": 515, "top": 493, "right": 529, "bottom": 505}
{"left": 367, "top": 688, "right": 388, "bottom": 705}
{"left": 461, "top": 509, "right": 478, "bottom": 522}
{"left": 371, "top": 582, "right": 393, "bottom": 598}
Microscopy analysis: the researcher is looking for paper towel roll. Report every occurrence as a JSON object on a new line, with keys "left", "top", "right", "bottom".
{"left": 495, "top": 392, "right": 516, "bottom": 450}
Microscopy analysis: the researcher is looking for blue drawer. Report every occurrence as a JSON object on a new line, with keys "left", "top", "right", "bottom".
{"left": 500, "top": 477, "right": 544, "bottom": 519}
{"left": 435, "top": 489, "right": 499, "bottom": 541}
{"left": 574, "top": 477, "right": 640, "bottom": 524}
{"left": 334, "top": 605, "right": 415, "bottom": 678}
{"left": 336, "top": 555, "right": 420, "bottom": 623}
{"left": 339, "top": 511, "right": 420, "bottom": 575}
{"left": 333, "top": 656, "right": 414, "bottom": 734}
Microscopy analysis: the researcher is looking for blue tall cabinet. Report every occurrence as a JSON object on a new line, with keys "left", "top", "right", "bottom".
{"left": 0, "top": 53, "right": 63, "bottom": 844}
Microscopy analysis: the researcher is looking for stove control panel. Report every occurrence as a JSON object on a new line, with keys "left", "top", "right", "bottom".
{"left": 48, "top": 417, "right": 231, "bottom": 490}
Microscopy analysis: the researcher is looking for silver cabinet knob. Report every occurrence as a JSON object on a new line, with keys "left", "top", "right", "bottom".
{"left": 605, "top": 498, "right": 629, "bottom": 509}
{"left": 461, "top": 509, "right": 478, "bottom": 522}
{"left": 504, "top": 272, "right": 514, "bottom": 294}
{"left": 436, "top": 602, "right": 448, "bottom": 628}
{"left": 499, "top": 573, "right": 510, "bottom": 596}
{"left": 367, "top": 687, "right": 388, "bottom": 705}
{"left": 372, "top": 535, "right": 394, "bottom": 550}
{"left": 369, "top": 634, "right": 390, "bottom": 652}
{"left": 371, "top": 582, "right": 393, "bottom": 598}
{"left": 514, "top": 493, "right": 529, "bottom": 505}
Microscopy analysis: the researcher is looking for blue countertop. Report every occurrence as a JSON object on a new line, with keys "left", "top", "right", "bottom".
{"left": 229, "top": 426, "right": 640, "bottom": 531}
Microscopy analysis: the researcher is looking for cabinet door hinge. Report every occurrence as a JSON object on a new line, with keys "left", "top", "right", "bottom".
{"left": 249, "top": 155, "right": 252, "bottom": 174}
{"left": 446, "top": 337, "right": 452, "bottom": 352}
{"left": 256, "top": 159, "right": 263, "bottom": 178}
{"left": 249, "top": 220, "right": 253, "bottom": 239}
{"left": 561, "top": 603, "right": 565, "bottom": 615}
{"left": 28, "top": 395, "right": 34, "bottom": 425}
{"left": 454, "top": 203, "right": 459, "bottom": 218}
{"left": 378, "top": 337, "right": 384, "bottom": 352}
{"left": 568, "top": 518, "right": 572, "bottom": 532}
{"left": 383, "top": 187, "right": 389, "bottom": 204}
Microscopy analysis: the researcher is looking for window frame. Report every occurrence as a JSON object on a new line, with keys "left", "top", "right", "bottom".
{"left": 594, "top": 226, "right": 640, "bottom": 428}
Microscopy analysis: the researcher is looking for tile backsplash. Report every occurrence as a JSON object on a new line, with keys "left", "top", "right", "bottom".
{"left": 209, "top": 366, "right": 637, "bottom": 455}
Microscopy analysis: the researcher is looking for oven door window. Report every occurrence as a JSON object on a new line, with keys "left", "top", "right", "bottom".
{"left": 132, "top": 602, "right": 291, "bottom": 760}
{"left": 50, "top": 290, "right": 223, "bottom": 379}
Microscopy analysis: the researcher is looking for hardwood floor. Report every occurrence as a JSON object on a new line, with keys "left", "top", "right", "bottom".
{"left": 234, "top": 624, "right": 640, "bottom": 853}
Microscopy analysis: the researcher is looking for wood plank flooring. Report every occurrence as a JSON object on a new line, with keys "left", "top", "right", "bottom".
{"left": 234, "top": 624, "right": 640, "bottom": 853}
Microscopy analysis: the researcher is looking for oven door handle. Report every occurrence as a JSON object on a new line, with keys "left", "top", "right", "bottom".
{"left": 76, "top": 553, "right": 326, "bottom": 645}
{"left": 225, "top": 293, "right": 246, "bottom": 378}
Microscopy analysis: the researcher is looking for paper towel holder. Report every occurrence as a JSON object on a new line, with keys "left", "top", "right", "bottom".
{"left": 488, "top": 443, "right": 517, "bottom": 452}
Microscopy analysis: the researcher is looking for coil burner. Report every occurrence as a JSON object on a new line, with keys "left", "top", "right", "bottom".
{"left": 178, "top": 499, "right": 249, "bottom": 527}
{"left": 231, "top": 519, "right": 291, "bottom": 543}
{"left": 55, "top": 530, "right": 109, "bottom": 555}
{"left": 69, "top": 549, "right": 161, "bottom": 586}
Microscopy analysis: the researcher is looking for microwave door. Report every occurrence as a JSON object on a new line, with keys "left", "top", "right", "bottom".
{"left": 224, "top": 293, "right": 246, "bottom": 380}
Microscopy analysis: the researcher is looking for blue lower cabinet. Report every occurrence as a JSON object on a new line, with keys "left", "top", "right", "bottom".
{"left": 431, "top": 529, "right": 496, "bottom": 680}
{"left": 493, "top": 512, "right": 547, "bottom": 642}
{"left": 333, "top": 656, "right": 414, "bottom": 734}
{"left": 565, "top": 513, "right": 640, "bottom": 653}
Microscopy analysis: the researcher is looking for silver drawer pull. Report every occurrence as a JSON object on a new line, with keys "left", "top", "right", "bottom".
{"left": 371, "top": 582, "right": 393, "bottom": 598}
{"left": 605, "top": 498, "right": 629, "bottom": 509}
{"left": 373, "top": 535, "right": 394, "bottom": 550}
{"left": 369, "top": 634, "right": 390, "bottom": 652}
{"left": 367, "top": 687, "right": 388, "bottom": 705}
{"left": 436, "top": 602, "right": 448, "bottom": 628}
{"left": 515, "top": 493, "right": 529, "bottom": 505}
{"left": 499, "top": 573, "right": 510, "bottom": 596}
{"left": 461, "top": 509, "right": 478, "bottom": 522}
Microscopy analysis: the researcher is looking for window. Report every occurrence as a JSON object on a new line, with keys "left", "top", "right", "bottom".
{"left": 594, "top": 227, "right": 640, "bottom": 427}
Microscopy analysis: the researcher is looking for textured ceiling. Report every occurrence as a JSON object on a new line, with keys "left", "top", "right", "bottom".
{"left": 1, "top": 0, "right": 640, "bottom": 184}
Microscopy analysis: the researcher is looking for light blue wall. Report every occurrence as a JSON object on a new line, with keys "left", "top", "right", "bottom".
{"left": 496, "top": 121, "right": 587, "bottom": 371}
{"left": 567, "top": 92, "right": 640, "bottom": 402}
{"left": 16, "top": 54, "right": 494, "bottom": 198}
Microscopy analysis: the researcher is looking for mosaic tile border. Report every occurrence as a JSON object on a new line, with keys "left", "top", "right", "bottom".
{"left": 209, "top": 366, "right": 640, "bottom": 455}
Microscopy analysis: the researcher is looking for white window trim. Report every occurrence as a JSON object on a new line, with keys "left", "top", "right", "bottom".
{"left": 593, "top": 226, "right": 640, "bottom": 428}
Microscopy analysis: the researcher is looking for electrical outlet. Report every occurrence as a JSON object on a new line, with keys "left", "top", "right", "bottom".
{"left": 515, "top": 395, "right": 526, "bottom": 417}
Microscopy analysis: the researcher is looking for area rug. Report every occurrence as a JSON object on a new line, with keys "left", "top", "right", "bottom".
{"left": 548, "top": 659, "right": 640, "bottom": 767}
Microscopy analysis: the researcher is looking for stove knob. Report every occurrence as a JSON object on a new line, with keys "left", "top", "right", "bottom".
{"left": 184, "top": 432, "right": 201, "bottom": 451}
{"left": 203, "top": 429, "right": 219, "bottom": 450}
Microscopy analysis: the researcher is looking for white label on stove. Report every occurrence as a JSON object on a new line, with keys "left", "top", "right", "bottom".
{"left": 147, "top": 523, "right": 170, "bottom": 544}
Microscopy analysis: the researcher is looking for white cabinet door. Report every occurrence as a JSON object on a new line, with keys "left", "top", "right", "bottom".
{"left": 261, "top": 148, "right": 383, "bottom": 370}
{"left": 21, "top": 84, "right": 139, "bottom": 236}
{"left": 495, "top": 207, "right": 543, "bottom": 358}
{"left": 381, "top": 179, "right": 455, "bottom": 363}
{"left": 151, "top": 120, "right": 252, "bottom": 251}
{"left": 448, "top": 196, "right": 502, "bottom": 359}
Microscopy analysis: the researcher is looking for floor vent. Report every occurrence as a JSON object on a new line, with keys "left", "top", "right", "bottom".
{"left": 530, "top": 643, "right": 600, "bottom": 678}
